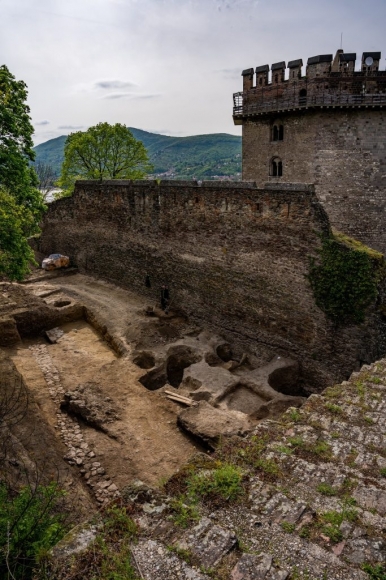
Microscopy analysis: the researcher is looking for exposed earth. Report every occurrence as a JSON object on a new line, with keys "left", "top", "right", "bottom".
{"left": 1, "top": 270, "right": 385, "bottom": 579}
{"left": 1, "top": 270, "right": 304, "bottom": 509}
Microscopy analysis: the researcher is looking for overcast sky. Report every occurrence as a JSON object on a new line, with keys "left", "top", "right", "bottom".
{"left": 1, "top": 0, "right": 385, "bottom": 145}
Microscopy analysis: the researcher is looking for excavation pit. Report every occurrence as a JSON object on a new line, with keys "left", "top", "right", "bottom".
{"left": 221, "top": 384, "right": 268, "bottom": 415}
{"left": 54, "top": 299, "right": 72, "bottom": 308}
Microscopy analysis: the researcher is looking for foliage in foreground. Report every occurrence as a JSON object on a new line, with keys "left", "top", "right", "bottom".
{"left": 362, "top": 563, "right": 386, "bottom": 580}
{"left": 0, "top": 187, "right": 37, "bottom": 280}
{"left": 39, "top": 505, "right": 139, "bottom": 580}
{"left": 0, "top": 481, "right": 67, "bottom": 580}
{"left": 57, "top": 122, "right": 153, "bottom": 195}
{"left": 0, "top": 64, "right": 46, "bottom": 280}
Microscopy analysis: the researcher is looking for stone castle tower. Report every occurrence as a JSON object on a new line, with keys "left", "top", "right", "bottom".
{"left": 233, "top": 49, "right": 386, "bottom": 252}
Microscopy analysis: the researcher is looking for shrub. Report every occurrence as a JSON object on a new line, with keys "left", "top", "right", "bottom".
{"left": 186, "top": 463, "right": 243, "bottom": 502}
{"left": 169, "top": 496, "right": 200, "bottom": 528}
{"left": 362, "top": 563, "right": 386, "bottom": 580}
{"left": 0, "top": 481, "right": 67, "bottom": 579}
{"left": 317, "top": 483, "right": 337, "bottom": 496}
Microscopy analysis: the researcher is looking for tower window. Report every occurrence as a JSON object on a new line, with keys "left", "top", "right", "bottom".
{"left": 272, "top": 124, "right": 284, "bottom": 141}
{"left": 299, "top": 88, "right": 307, "bottom": 106}
{"left": 270, "top": 157, "right": 283, "bottom": 177}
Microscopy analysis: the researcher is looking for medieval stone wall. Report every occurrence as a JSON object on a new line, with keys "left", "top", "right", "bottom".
{"left": 242, "top": 109, "right": 386, "bottom": 253}
{"left": 34, "top": 180, "right": 386, "bottom": 390}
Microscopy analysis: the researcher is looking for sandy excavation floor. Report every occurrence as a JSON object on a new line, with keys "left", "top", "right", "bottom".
{"left": 7, "top": 274, "right": 203, "bottom": 500}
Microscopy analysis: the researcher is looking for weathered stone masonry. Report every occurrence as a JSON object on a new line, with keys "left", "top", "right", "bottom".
{"left": 34, "top": 180, "right": 386, "bottom": 391}
{"left": 234, "top": 50, "right": 386, "bottom": 254}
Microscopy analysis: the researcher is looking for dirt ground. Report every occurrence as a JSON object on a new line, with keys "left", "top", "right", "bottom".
{"left": 4, "top": 273, "right": 203, "bottom": 506}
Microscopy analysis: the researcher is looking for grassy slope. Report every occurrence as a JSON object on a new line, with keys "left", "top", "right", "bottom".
{"left": 33, "top": 128, "right": 242, "bottom": 180}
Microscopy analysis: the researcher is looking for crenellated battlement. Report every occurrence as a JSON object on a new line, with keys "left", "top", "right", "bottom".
{"left": 234, "top": 49, "right": 386, "bottom": 121}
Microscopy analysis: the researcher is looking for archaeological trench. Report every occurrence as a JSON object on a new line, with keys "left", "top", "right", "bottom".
{"left": 1, "top": 180, "right": 386, "bottom": 578}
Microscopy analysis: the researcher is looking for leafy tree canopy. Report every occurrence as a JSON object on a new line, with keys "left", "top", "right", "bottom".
{"left": 0, "top": 65, "right": 45, "bottom": 231}
{"left": 0, "top": 188, "right": 36, "bottom": 281}
{"left": 0, "top": 65, "right": 44, "bottom": 280}
{"left": 57, "top": 122, "right": 153, "bottom": 194}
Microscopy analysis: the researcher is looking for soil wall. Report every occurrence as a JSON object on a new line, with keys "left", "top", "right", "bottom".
{"left": 33, "top": 180, "right": 386, "bottom": 389}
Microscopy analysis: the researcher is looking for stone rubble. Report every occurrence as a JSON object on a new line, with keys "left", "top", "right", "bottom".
{"left": 26, "top": 341, "right": 386, "bottom": 579}
{"left": 125, "top": 360, "right": 386, "bottom": 579}
{"left": 29, "top": 342, "right": 120, "bottom": 504}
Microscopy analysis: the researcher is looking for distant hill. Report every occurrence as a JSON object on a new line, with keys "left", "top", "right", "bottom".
{"left": 33, "top": 128, "right": 242, "bottom": 180}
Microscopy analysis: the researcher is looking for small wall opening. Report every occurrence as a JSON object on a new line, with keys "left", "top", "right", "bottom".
{"left": 270, "top": 157, "right": 283, "bottom": 177}
{"left": 272, "top": 124, "right": 284, "bottom": 142}
{"left": 299, "top": 88, "right": 307, "bottom": 106}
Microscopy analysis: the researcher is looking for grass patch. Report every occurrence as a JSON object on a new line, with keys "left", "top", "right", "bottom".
{"left": 324, "top": 403, "right": 343, "bottom": 415}
{"left": 288, "top": 436, "right": 304, "bottom": 448}
{"left": 346, "top": 449, "right": 358, "bottom": 467}
{"left": 311, "top": 441, "right": 332, "bottom": 459}
{"left": 362, "top": 563, "right": 386, "bottom": 580}
{"left": 186, "top": 463, "right": 244, "bottom": 503}
{"left": 167, "top": 544, "right": 193, "bottom": 565}
{"left": 288, "top": 409, "right": 301, "bottom": 422}
{"left": 254, "top": 458, "right": 281, "bottom": 479}
{"left": 380, "top": 468, "right": 386, "bottom": 478}
{"left": 42, "top": 505, "right": 139, "bottom": 580}
{"left": 369, "top": 377, "right": 382, "bottom": 385}
{"left": 318, "top": 498, "right": 357, "bottom": 543}
{"left": 169, "top": 496, "right": 200, "bottom": 528}
{"left": 324, "top": 386, "right": 341, "bottom": 399}
{"left": 275, "top": 445, "right": 294, "bottom": 455}
{"left": 299, "top": 526, "right": 311, "bottom": 539}
{"left": 317, "top": 483, "right": 337, "bottom": 496}
{"left": 217, "top": 434, "right": 269, "bottom": 469}
{"left": 281, "top": 521, "right": 296, "bottom": 533}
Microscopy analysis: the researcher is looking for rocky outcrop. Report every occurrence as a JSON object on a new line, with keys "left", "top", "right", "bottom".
{"left": 44, "top": 356, "right": 386, "bottom": 579}
{"left": 60, "top": 383, "right": 119, "bottom": 431}
{"left": 178, "top": 401, "right": 251, "bottom": 448}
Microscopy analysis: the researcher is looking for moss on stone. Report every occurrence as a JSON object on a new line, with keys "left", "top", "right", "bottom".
{"left": 308, "top": 230, "right": 386, "bottom": 325}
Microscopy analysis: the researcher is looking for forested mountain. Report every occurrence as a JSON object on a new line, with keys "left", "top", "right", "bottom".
{"left": 33, "top": 128, "right": 242, "bottom": 180}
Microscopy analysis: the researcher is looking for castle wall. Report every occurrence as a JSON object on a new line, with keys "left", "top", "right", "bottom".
{"left": 242, "top": 109, "right": 386, "bottom": 252}
{"left": 34, "top": 180, "right": 386, "bottom": 390}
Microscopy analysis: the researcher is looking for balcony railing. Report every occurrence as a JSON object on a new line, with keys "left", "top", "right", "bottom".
{"left": 233, "top": 90, "right": 386, "bottom": 117}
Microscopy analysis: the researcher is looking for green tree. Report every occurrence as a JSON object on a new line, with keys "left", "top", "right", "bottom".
{"left": 0, "top": 65, "right": 44, "bottom": 280}
{"left": 0, "top": 65, "right": 45, "bottom": 227}
{"left": 57, "top": 122, "right": 153, "bottom": 195}
{"left": 0, "top": 188, "right": 36, "bottom": 281}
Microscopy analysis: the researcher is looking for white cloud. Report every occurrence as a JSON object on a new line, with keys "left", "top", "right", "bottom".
{"left": 94, "top": 80, "right": 138, "bottom": 89}
{"left": 1, "top": 0, "right": 384, "bottom": 145}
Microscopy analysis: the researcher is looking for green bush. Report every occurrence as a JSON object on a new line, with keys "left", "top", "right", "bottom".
{"left": 0, "top": 481, "right": 67, "bottom": 579}
{"left": 169, "top": 496, "right": 200, "bottom": 528}
{"left": 362, "top": 563, "right": 386, "bottom": 580}
{"left": 186, "top": 463, "right": 243, "bottom": 501}
{"left": 316, "top": 483, "right": 337, "bottom": 496}
{"left": 40, "top": 506, "right": 139, "bottom": 580}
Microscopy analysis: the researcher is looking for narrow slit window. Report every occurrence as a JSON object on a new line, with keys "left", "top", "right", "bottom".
{"left": 272, "top": 124, "right": 284, "bottom": 141}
